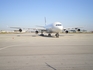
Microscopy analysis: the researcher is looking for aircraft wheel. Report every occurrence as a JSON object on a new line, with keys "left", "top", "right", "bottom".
{"left": 40, "top": 31, "right": 44, "bottom": 36}
{"left": 48, "top": 34, "right": 51, "bottom": 37}
{"left": 55, "top": 33, "right": 59, "bottom": 38}
{"left": 40, "top": 34, "right": 44, "bottom": 36}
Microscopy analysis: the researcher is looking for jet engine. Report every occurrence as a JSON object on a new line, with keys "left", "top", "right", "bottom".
{"left": 77, "top": 29, "right": 80, "bottom": 31}
{"left": 63, "top": 29, "right": 69, "bottom": 33}
{"left": 19, "top": 29, "right": 22, "bottom": 32}
{"left": 35, "top": 30, "right": 39, "bottom": 34}
{"left": 65, "top": 30, "right": 68, "bottom": 33}
{"left": 75, "top": 28, "right": 80, "bottom": 32}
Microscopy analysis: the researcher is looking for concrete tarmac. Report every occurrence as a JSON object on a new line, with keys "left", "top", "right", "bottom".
{"left": 0, "top": 33, "right": 93, "bottom": 70}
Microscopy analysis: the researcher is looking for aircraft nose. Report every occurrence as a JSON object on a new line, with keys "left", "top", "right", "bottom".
{"left": 55, "top": 26, "right": 63, "bottom": 32}
{"left": 59, "top": 27, "right": 62, "bottom": 30}
{"left": 58, "top": 26, "right": 63, "bottom": 31}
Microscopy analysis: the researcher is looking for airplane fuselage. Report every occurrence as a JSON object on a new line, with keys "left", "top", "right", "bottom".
{"left": 45, "top": 22, "right": 63, "bottom": 33}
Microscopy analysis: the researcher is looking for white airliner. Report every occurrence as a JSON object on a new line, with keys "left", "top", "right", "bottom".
{"left": 35, "top": 22, "right": 63, "bottom": 37}
{"left": 10, "top": 17, "right": 82, "bottom": 38}
{"left": 10, "top": 21, "right": 81, "bottom": 38}
{"left": 10, "top": 22, "right": 63, "bottom": 37}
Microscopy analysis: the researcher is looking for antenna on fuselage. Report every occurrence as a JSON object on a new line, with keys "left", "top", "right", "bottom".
{"left": 44, "top": 17, "right": 46, "bottom": 25}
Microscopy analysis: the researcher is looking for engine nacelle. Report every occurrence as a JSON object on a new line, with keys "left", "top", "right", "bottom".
{"left": 65, "top": 30, "right": 68, "bottom": 33}
{"left": 77, "top": 29, "right": 80, "bottom": 31}
{"left": 35, "top": 31, "right": 39, "bottom": 34}
{"left": 19, "top": 29, "right": 22, "bottom": 32}
{"left": 75, "top": 28, "right": 81, "bottom": 32}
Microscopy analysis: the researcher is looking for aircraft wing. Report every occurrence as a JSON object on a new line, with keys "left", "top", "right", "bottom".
{"left": 64, "top": 27, "right": 83, "bottom": 30}
{"left": 10, "top": 26, "right": 46, "bottom": 32}
{"left": 33, "top": 27, "right": 46, "bottom": 31}
{"left": 10, "top": 27, "right": 36, "bottom": 30}
{"left": 63, "top": 27, "right": 83, "bottom": 33}
{"left": 10, "top": 27, "right": 21, "bottom": 29}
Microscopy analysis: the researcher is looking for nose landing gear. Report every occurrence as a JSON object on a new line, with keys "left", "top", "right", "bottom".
{"left": 55, "top": 33, "right": 59, "bottom": 38}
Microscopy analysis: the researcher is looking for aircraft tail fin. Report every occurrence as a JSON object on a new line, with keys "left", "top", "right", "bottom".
{"left": 44, "top": 17, "right": 46, "bottom": 25}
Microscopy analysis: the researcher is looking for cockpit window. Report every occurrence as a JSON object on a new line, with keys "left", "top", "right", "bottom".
{"left": 56, "top": 24, "right": 61, "bottom": 26}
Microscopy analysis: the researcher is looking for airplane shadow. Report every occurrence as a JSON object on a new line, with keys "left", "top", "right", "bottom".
{"left": 16, "top": 34, "right": 74, "bottom": 38}
{"left": 39, "top": 34, "right": 68, "bottom": 38}
{"left": 39, "top": 35, "right": 55, "bottom": 38}
{"left": 32, "top": 34, "right": 67, "bottom": 38}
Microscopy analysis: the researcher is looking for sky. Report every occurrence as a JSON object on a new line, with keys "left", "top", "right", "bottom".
{"left": 0, "top": 0, "right": 93, "bottom": 31}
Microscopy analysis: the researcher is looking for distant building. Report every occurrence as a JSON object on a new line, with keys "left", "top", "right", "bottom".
{"left": 81, "top": 30, "right": 87, "bottom": 33}
{"left": 0, "top": 30, "right": 6, "bottom": 33}
{"left": 91, "top": 31, "right": 93, "bottom": 33}
{"left": 14, "top": 30, "right": 20, "bottom": 32}
{"left": 0, "top": 30, "right": 14, "bottom": 33}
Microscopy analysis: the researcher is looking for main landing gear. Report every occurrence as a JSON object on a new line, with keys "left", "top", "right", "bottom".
{"left": 48, "top": 33, "right": 51, "bottom": 37}
{"left": 55, "top": 33, "right": 59, "bottom": 38}
{"left": 40, "top": 31, "right": 44, "bottom": 36}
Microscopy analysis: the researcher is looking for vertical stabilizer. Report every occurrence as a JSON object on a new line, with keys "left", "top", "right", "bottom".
{"left": 44, "top": 17, "right": 46, "bottom": 25}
